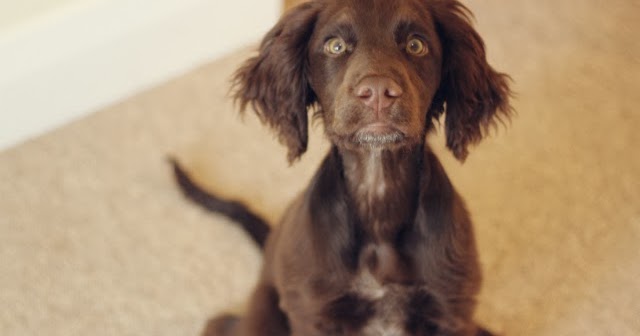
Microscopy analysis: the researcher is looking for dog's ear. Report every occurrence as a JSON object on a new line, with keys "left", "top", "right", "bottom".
{"left": 429, "top": 1, "right": 512, "bottom": 162}
{"left": 232, "top": 3, "right": 320, "bottom": 163}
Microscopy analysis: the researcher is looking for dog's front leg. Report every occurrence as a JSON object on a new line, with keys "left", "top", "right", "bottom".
{"left": 202, "top": 282, "right": 289, "bottom": 336}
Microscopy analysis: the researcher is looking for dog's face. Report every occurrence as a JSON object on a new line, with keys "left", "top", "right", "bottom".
{"left": 308, "top": 0, "right": 443, "bottom": 151}
{"left": 233, "top": 0, "right": 511, "bottom": 162}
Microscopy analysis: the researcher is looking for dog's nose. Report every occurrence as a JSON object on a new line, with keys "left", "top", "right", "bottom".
{"left": 355, "top": 76, "right": 403, "bottom": 111}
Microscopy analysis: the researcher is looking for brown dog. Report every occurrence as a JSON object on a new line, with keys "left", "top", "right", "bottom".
{"left": 174, "top": 0, "right": 511, "bottom": 335}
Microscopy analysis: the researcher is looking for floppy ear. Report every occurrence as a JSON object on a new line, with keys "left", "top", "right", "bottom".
{"left": 429, "top": 0, "right": 513, "bottom": 162}
{"left": 232, "top": 3, "right": 320, "bottom": 163}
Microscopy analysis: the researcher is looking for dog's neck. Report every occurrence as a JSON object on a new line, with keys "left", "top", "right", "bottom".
{"left": 338, "top": 144, "right": 423, "bottom": 242}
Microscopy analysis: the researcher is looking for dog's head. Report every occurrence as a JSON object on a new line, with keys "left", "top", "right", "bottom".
{"left": 233, "top": 0, "right": 511, "bottom": 162}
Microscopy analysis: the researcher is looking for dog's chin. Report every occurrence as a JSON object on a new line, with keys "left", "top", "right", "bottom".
{"left": 351, "top": 123, "right": 407, "bottom": 149}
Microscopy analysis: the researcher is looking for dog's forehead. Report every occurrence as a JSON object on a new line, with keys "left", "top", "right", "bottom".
{"left": 316, "top": 0, "right": 434, "bottom": 35}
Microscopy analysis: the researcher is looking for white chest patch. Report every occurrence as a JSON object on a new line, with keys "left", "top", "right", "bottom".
{"left": 350, "top": 244, "right": 411, "bottom": 335}
{"left": 362, "top": 320, "right": 405, "bottom": 336}
{"left": 353, "top": 273, "right": 406, "bottom": 335}
{"left": 358, "top": 151, "right": 386, "bottom": 202}
{"left": 352, "top": 268, "right": 387, "bottom": 300}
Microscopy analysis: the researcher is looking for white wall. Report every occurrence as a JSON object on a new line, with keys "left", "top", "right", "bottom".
{"left": 0, "top": 0, "right": 281, "bottom": 150}
{"left": 0, "top": 0, "right": 80, "bottom": 32}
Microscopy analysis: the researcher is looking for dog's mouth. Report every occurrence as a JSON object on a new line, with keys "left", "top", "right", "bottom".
{"left": 352, "top": 123, "right": 406, "bottom": 147}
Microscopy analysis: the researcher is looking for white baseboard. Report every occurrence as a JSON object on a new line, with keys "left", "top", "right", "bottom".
{"left": 0, "top": 0, "right": 280, "bottom": 150}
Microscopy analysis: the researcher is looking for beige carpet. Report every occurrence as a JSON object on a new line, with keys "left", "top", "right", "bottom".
{"left": 1, "top": 0, "right": 639, "bottom": 335}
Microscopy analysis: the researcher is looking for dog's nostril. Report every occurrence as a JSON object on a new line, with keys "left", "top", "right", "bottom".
{"left": 356, "top": 87, "right": 374, "bottom": 99}
{"left": 385, "top": 86, "right": 403, "bottom": 98}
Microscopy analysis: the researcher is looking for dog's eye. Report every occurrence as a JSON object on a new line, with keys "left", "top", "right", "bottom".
{"left": 406, "top": 37, "right": 429, "bottom": 56}
{"left": 324, "top": 37, "right": 348, "bottom": 56}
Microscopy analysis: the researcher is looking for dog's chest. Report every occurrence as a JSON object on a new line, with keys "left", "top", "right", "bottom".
{"left": 282, "top": 243, "right": 441, "bottom": 336}
{"left": 319, "top": 244, "right": 431, "bottom": 335}
{"left": 350, "top": 244, "right": 412, "bottom": 334}
{"left": 349, "top": 271, "right": 409, "bottom": 335}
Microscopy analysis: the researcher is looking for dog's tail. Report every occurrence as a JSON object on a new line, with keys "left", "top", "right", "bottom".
{"left": 169, "top": 158, "right": 270, "bottom": 249}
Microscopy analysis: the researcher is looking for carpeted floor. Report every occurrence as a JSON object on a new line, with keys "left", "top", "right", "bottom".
{"left": 1, "top": 0, "right": 639, "bottom": 335}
